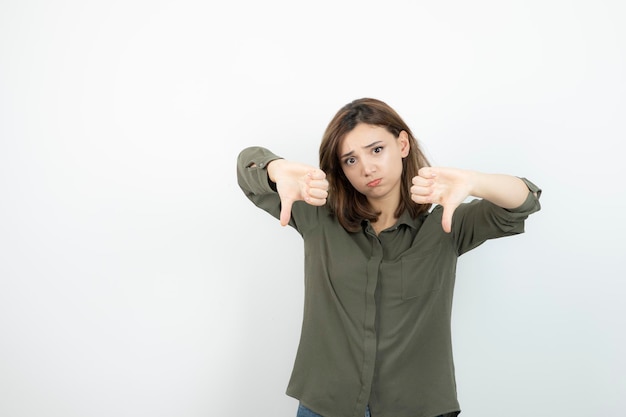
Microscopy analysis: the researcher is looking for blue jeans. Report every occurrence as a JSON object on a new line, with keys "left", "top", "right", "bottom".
{"left": 297, "top": 403, "right": 370, "bottom": 417}
{"left": 297, "top": 403, "right": 446, "bottom": 417}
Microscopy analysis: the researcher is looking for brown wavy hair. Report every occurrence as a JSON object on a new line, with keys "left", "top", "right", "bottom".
{"left": 319, "top": 98, "right": 432, "bottom": 232}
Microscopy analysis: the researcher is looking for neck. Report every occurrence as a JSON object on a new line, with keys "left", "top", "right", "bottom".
{"left": 368, "top": 192, "right": 399, "bottom": 216}
{"left": 369, "top": 195, "right": 400, "bottom": 234}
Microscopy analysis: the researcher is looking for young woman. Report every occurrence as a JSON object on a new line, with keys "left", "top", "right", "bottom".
{"left": 237, "top": 98, "right": 541, "bottom": 417}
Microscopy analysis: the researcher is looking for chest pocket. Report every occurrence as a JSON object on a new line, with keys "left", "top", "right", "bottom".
{"left": 400, "top": 243, "right": 443, "bottom": 300}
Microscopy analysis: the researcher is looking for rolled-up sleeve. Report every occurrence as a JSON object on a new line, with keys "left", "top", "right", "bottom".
{"left": 237, "top": 147, "right": 283, "bottom": 196}
{"left": 452, "top": 177, "right": 542, "bottom": 256}
{"left": 236, "top": 147, "right": 284, "bottom": 222}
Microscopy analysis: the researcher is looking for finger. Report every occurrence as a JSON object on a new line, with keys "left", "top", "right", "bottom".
{"left": 304, "top": 190, "right": 328, "bottom": 205}
{"left": 306, "top": 180, "right": 328, "bottom": 197}
{"left": 305, "top": 196, "right": 327, "bottom": 206}
{"left": 307, "top": 178, "right": 329, "bottom": 191}
{"left": 441, "top": 203, "right": 458, "bottom": 234}
{"left": 418, "top": 167, "right": 437, "bottom": 179}
{"left": 410, "top": 184, "right": 433, "bottom": 197}
{"left": 279, "top": 198, "right": 294, "bottom": 226}
{"left": 412, "top": 175, "right": 433, "bottom": 186}
{"left": 411, "top": 193, "right": 432, "bottom": 205}
{"left": 304, "top": 181, "right": 328, "bottom": 204}
{"left": 411, "top": 181, "right": 435, "bottom": 204}
{"left": 308, "top": 169, "right": 326, "bottom": 180}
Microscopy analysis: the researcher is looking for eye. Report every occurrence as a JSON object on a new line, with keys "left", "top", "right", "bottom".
{"left": 373, "top": 146, "right": 383, "bottom": 154}
{"left": 344, "top": 157, "right": 357, "bottom": 166}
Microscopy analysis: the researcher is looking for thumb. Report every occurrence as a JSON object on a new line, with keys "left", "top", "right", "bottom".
{"left": 441, "top": 203, "right": 458, "bottom": 234}
{"left": 279, "top": 198, "right": 294, "bottom": 226}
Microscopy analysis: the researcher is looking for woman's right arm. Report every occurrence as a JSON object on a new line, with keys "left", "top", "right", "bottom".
{"left": 237, "top": 147, "right": 328, "bottom": 227}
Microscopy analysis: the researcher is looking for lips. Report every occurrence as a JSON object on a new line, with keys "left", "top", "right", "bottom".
{"left": 367, "top": 179, "right": 382, "bottom": 187}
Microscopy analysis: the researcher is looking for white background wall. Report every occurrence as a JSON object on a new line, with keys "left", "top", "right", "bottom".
{"left": 1, "top": 1, "right": 624, "bottom": 416}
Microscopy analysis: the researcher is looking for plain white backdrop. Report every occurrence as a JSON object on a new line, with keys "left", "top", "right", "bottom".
{"left": 1, "top": 1, "right": 625, "bottom": 416}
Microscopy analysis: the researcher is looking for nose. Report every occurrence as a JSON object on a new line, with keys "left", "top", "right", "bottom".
{"left": 362, "top": 159, "right": 376, "bottom": 176}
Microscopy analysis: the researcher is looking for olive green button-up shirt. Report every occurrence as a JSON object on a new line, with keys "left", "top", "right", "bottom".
{"left": 237, "top": 147, "right": 541, "bottom": 417}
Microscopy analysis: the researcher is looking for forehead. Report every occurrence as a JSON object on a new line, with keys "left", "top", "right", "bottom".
{"left": 339, "top": 123, "right": 393, "bottom": 152}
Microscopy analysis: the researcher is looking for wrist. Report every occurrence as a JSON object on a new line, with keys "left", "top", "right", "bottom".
{"left": 470, "top": 172, "right": 529, "bottom": 208}
{"left": 467, "top": 170, "right": 484, "bottom": 198}
{"left": 266, "top": 158, "right": 286, "bottom": 183}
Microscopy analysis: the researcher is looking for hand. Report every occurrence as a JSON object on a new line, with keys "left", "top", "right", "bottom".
{"left": 410, "top": 167, "right": 474, "bottom": 233}
{"left": 267, "top": 159, "right": 329, "bottom": 226}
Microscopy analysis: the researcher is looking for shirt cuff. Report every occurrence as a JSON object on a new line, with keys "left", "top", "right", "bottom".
{"left": 237, "top": 147, "right": 283, "bottom": 194}
{"left": 506, "top": 177, "right": 542, "bottom": 213}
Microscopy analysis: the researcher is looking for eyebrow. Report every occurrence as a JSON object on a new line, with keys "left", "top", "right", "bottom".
{"left": 340, "top": 141, "right": 383, "bottom": 159}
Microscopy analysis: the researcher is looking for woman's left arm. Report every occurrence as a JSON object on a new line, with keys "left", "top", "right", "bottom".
{"left": 467, "top": 172, "right": 536, "bottom": 209}
{"left": 411, "top": 167, "right": 537, "bottom": 233}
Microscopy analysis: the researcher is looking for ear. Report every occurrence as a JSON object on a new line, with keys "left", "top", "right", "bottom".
{"left": 398, "top": 130, "right": 410, "bottom": 157}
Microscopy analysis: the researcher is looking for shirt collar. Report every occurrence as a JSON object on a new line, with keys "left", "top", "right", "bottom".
{"left": 396, "top": 210, "right": 421, "bottom": 230}
{"left": 362, "top": 210, "right": 422, "bottom": 232}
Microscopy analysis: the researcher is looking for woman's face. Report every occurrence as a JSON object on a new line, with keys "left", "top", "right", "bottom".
{"left": 338, "top": 123, "right": 410, "bottom": 203}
